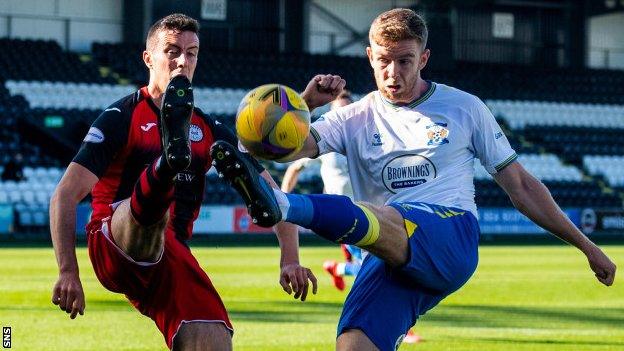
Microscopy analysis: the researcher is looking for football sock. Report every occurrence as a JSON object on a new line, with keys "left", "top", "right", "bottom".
{"left": 336, "top": 262, "right": 346, "bottom": 276}
{"left": 130, "top": 157, "right": 175, "bottom": 226}
{"left": 344, "top": 262, "right": 361, "bottom": 276}
{"left": 276, "top": 191, "right": 380, "bottom": 246}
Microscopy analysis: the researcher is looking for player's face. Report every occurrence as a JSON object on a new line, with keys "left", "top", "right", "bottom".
{"left": 367, "top": 39, "right": 429, "bottom": 104}
{"left": 144, "top": 29, "right": 199, "bottom": 94}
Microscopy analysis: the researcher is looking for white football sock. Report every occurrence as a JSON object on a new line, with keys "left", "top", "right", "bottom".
{"left": 272, "top": 188, "right": 290, "bottom": 221}
{"left": 336, "top": 262, "right": 346, "bottom": 276}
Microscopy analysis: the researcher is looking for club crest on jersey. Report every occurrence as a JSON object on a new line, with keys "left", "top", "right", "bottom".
{"left": 189, "top": 124, "right": 203, "bottom": 142}
{"left": 382, "top": 154, "right": 437, "bottom": 193}
{"left": 372, "top": 133, "right": 383, "bottom": 146}
{"left": 426, "top": 122, "right": 449, "bottom": 145}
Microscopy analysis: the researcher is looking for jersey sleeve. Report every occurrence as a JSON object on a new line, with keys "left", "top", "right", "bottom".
{"left": 209, "top": 116, "right": 265, "bottom": 173}
{"left": 310, "top": 109, "right": 346, "bottom": 155}
{"left": 470, "top": 97, "right": 517, "bottom": 174}
{"left": 72, "top": 108, "right": 130, "bottom": 178}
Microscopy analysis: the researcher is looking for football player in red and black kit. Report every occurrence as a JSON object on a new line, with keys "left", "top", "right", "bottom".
{"left": 49, "top": 13, "right": 344, "bottom": 350}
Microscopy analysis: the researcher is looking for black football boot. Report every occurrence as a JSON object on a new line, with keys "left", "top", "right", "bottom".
{"left": 210, "top": 141, "right": 282, "bottom": 227}
{"left": 160, "top": 75, "right": 194, "bottom": 172}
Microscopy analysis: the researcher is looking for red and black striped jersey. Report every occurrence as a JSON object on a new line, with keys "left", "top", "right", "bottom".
{"left": 73, "top": 87, "right": 263, "bottom": 240}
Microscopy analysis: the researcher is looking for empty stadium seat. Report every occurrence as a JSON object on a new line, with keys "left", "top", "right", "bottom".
{"left": 584, "top": 155, "right": 624, "bottom": 187}
{"left": 0, "top": 38, "right": 114, "bottom": 83}
{"left": 487, "top": 100, "right": 624, "bottom": 129}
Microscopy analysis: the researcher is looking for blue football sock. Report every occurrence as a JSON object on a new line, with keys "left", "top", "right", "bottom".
{"left": 282, "top": 193, "right": 380, "bottom": 246}
{"left": 281, "top": 193, "right": 314, "bottom": 225}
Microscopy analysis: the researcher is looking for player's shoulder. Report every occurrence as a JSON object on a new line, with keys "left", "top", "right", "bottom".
{"left": 328, "top": 92, "right": 376, "bottom": 120}
{"left": 99, "top": 89, "right": 143, "bottom": 119}
{"left": 431, "top": 82, "right": 484, "bottom": 107}
{"left": 193, "top": 106, "right": 224, "bottom": 129}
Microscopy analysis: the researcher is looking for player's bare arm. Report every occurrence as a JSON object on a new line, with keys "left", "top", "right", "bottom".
{"left": 494, "top": 161, "right": 616, "bottom": 286}
{"left": 50, "top": 162, "right": 98, "bottom": 319}
{"left": 301, "top": 74, "right": 346, "bottom": 110}
{"left": 260, "top": 170, "right": 318, "bottom": 301}
{"left": 280, "top": 159, "right": 308, "bottom": 192}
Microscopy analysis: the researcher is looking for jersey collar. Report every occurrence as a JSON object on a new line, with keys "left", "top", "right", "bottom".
{"left": 379, "top": 81, "right": 436, "bottom": 110}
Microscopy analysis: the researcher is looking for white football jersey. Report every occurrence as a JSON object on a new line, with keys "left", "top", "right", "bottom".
{"left": 311, "top": 82, "right": 517, "bottom": 216}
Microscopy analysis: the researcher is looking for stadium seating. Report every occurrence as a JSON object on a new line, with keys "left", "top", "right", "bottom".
{"left": 473, "top": 155, "right": 620, "bottom": 207}
{"left": 6, "top": 80, "right": 135, "bottom": 110}
{"left": 91, "top": 43, "right": 624, "bottom": 104}
{"left": 0, "top": 39, "right": 114, "bottom": 83}
{"left": 0, "top": 166, "right": 61, "bottom": 229}
{"left": 6, "top": 80, "right": 361, "bottom": 118}
{"left": 474, "top": 154, "right": 584, "bottom": 182}
{"left": 584, "top": 156, "right": 624, "bottom": 188}
{"left": 92, "top": 43, "right": 377, "bottom": 91}
{"left": 430, "top": 62, "right": 624, "bottom": 104}
{"left": 486, "top": 100, "right": 624, "bottom": 129}
{"left": 523, "top": 125, "right": 624, "bottom": 164}
{"left": 0, "top": 36, "right": 622, "bottom": 230}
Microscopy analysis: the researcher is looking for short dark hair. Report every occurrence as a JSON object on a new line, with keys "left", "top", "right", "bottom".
{"left": 369, "top": 8, "right": 427, "bottom": 48}
{"left": 146, "top": 13, "right": 200, "bottom": 50}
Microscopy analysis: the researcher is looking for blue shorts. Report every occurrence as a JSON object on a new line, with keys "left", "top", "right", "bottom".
{"left": 337, "top": 202, "right": 480, "bottom": 350}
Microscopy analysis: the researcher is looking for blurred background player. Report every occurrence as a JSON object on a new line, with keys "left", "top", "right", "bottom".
{"left": 280, "top": 90, "right": 357, "bottom": 292}
{"left": 282, "top": 90, "right": 422, "bottom": 345}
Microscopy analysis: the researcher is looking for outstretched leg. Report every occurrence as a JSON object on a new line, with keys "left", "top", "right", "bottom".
{"left": 279, "top": 194, "right": 409, "bottom": 267}
{"left": 111, "top": 75, "right": 194, "bottom": 262}
{"left": 210, "top": 141, "right": 409, "bottom": 267}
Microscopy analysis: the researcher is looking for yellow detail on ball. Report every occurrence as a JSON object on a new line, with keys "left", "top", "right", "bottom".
{"left": 235, "top": 103, "right": 262, "bottom": 142}
{"left": 273, "top": 112, "right": 301, "bottom": 150}
{"left": 236, "top": 84, "right": 310, "bottom": 161}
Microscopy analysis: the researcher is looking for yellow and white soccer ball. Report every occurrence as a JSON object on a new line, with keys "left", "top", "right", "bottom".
{"left": 235, "top": 84, "right": 310, "bottom": 161}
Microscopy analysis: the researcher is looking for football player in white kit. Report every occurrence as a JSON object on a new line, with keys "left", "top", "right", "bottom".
{"left": 212, "top": 8, "right": 616, "bottom": 351}
{"left": 281, "top": 90, "right": 421, "bottom": 345}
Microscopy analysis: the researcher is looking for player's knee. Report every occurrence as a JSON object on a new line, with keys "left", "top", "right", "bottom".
{"left": 111, "top": 204, "right": 166, "bottom": 262}
{"left": 354, "top": 201, "right": 382, "bottom": 213}
{"left": 121, "top": 229, "right": 164, "bottom": 262}
{"left": 173, "top": 322, "right": 232, "bottom": 351}
{"left": 337, "top": 329, "right": 379, "bottom": 351}
{"left": 358, "top": 204, "right": 410, "bottom": 267}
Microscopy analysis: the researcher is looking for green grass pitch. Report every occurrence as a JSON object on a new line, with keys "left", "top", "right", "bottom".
{"left": 1, "top": 244, "right": 622, "bottom": 350}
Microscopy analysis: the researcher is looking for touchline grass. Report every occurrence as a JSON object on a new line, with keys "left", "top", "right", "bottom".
{"left": 0, "top": 245, "right": 622, "bottom": 350}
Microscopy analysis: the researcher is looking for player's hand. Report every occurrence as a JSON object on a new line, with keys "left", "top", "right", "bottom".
{"left": 585, "top": 245, "right": 616, "bottom": 286}
{"left": 52, "top": 271, "right": 85, "bottom": 319}
{"left": 301, "top": 74, "right": 346, "bottom": 110}
{"left": 279, "top": 263, "right": 318, "bottom": 301}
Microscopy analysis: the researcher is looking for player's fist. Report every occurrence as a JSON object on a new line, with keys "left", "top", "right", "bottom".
{"left": 585, "top": 245, "right": 616, "bottom": 286}
{"left": 301, "top": 74, "right": 346, "bottom": 110}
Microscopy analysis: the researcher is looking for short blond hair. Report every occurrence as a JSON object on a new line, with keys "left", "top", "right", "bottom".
{"left": 369, "top": 8, "right": 427, "bottom": 48}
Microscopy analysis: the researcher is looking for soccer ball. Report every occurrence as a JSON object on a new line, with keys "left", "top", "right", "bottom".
{"left": 235, "top": 84, "right": 310, "bottom": 161}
